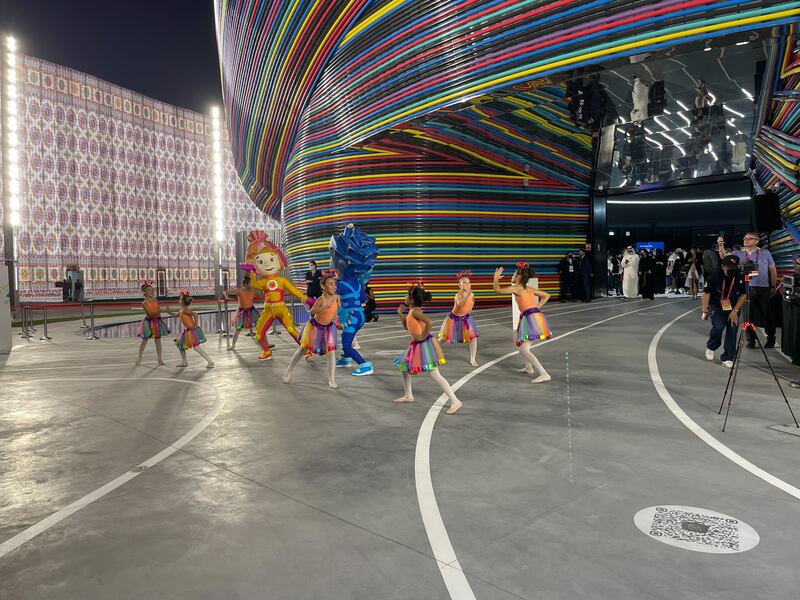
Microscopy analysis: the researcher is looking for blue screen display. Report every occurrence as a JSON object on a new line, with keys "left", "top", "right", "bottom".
{"left": 636, "top": 241, "right": 664, "bottom": 252}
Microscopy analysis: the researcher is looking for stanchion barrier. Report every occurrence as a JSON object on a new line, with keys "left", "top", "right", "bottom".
{"left": 86, "top": 302, "right": 99, "bottom": 340}
{"left": 221, "top": 298, "right": 231, "bottom": 338}
{"left": 215, "top": 298, "right": 225, "bottom": 333}
{"left": 19, "top": 304, "right": 32, "bottom": 340}
{"left": 27, "top": 304, "right": 37, "bottom": 334}
{"left": 79, "top": 302, "right": 90, "bottom": 330}
{"left": 39, "top": 305, "right": 53, "bottom": 341}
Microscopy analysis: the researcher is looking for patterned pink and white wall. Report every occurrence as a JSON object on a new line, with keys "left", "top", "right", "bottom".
{"left": 10, "top": 54, "right": 277, "bottom": 301}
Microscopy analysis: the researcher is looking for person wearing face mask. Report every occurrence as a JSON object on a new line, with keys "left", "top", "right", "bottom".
{"left": 620, "top": 246, "right": 640, "bottom": 299}
{"left": 717, "top": 232, "right": 778, "bottom": 348}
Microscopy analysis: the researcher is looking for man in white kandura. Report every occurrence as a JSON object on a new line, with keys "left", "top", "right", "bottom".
{"left": 620, "top": 246, "right": 640, "bottom": 299}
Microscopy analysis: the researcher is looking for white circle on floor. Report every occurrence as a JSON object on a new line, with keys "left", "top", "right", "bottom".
{"left": 634, "top": 505, "right": 759, "bottom": 553}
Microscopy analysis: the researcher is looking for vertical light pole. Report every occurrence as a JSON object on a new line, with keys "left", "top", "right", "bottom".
{"left": 210, "top": 106, "right": 225, "bottom": 296}
{"left": 2, "top": 35, "right": 21, "bottom": 311}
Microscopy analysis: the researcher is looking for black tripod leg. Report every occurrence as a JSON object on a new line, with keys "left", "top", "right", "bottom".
{"left": 756, "top": 339, "right": 800, "bottom": 428}
{"left": 719, "top": 325, "right": 744, "bottom": 414}
{"left": 722, "top": 332, "right": 745, "bottom": 432}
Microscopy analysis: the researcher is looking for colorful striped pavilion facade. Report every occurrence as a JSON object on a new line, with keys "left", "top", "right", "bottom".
{"left": 214, "top": 0, "right": 800, "bottom": 307}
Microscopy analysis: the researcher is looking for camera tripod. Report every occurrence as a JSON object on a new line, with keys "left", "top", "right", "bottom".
{"left": 718, "top": 278, "right": 800, "bottom": 432}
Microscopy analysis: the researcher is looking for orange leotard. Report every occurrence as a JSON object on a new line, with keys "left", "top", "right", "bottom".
{"left": 313, "top": 296, "right": 338, "bottom": 326}
{"left": 180, "top": 311, "right": 196, "bottom": 329}
{"left": 237, "top": 289, "right": 256, "bottom": 309}
{"left": 452, "top": 293, "right": 474, "bottom": 317}
{"left": 143, "top": 299, "right": 161, "bottom": 318}
{"left": 515, "top": 288, "right": 538, "bottom": 312}
{"left": 407, "top": 310, "right": 428, "bottom": 341}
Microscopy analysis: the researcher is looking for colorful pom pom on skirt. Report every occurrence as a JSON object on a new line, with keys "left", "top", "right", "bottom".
{"left": 232, "top": 305, "right": 260, "bottom": 330}
{"left": 395, "top": 334, "right": 446, "bottom": 374}
{"left": 137, "top": 317, "right": 171, "bottom": 340}
{"left": 175, "top": 326, "right": 207, "bottom": 349}
{"left": 438, "top": 312, "right": 479, "bottom": 344}
{"left": 300, "top": 318, "right": 337, "bottom": 356}
{"left": 516, "top": 307, "right": 552, "bottom": 345}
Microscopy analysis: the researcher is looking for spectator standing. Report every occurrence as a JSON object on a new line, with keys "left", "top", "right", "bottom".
{"left": 557, "top": 252, "right": 578, "bottom": 302}
{"left": 639, "top": 251, "right": 656, "bottom": 300}
{"left": 718, "top": 232, "right": 778, "bottom": 348}
{"left": 653, "top": 249, "right": 667, "bottom": 294}
{"left": 304, "top": 261, "right": 323, "bottom": 300}
{"left": 701, "top": 255, "right": 746, "bottom": 367}
{"left": 620, "top": 246, "right": 640, "bottom": 299}
{"left": 578, "top": 249, "right": 592, "bottom": 302}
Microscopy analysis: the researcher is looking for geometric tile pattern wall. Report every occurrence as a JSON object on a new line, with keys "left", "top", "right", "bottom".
{"left": 11, "top": 54, "right": 278, "bottom": 301}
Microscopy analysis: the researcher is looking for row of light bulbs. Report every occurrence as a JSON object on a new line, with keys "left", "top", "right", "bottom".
{"left": 2, "top": 34, "right": 227, "bottom": 245}
{"left": 5, "top": 36, "right": 20, "bottom": 227}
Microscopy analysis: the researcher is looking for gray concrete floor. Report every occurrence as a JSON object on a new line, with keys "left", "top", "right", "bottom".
{"left": 1, "top": 298, "right": 799, "bottom": 599}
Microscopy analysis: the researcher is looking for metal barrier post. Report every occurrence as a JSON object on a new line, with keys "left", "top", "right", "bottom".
{"left": 216, "top": 298, "right": 225, "bottom": 333}
{"left": 222, "top": 298, "right": 230, "bottom": 338}
{"left": 79, "top": 302, "right": 89, "bottom": 330}
{"left": 19, "top": 303, "right": 31, "bottom": 340}
{"left": 39, "top": 305, "right": 53, "bottom": 341}
{"left": 87, "top": 302, "right": 99, "bottom": 340}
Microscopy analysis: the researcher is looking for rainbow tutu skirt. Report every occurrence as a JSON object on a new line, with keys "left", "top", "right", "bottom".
{"left": 299, "top": 318, "right": 337, "bottom": 356}
{"left": 232, "top": 305, "right": 260, "bottom": 330}
{"left": 516, "top": 307, "right": 552, "bottom": 345}
{"left": 395, "top": 334, "right": 446, "bottom": 375}
{"left": 438, "top": 312, "right": 479, "bottom": 344}
{"left": 137, "top": 317, "right": 171, "bottom": 340}
{"left": 175, "top": 326, "right": 207, "bottom": 349}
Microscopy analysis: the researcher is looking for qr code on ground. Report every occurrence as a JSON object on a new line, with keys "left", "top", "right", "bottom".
{"left": 649, "top": 507, "right": 740, "bottom": 551}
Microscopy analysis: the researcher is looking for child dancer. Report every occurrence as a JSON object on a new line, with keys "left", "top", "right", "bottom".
{"left": 438, "top": 270, "right": 479, "bottom": 367}
{"left": 136, "top": 282, "right": 170, "bottom": 366}
{"left": 173, "top": 292, "right": 215, "bottom": 369}
{"left": 223, "top": 274, "right": 261, "bottom": 350}
{"left": 394, "top": 283, "right": 463, "bottom": 415}
{"left": 283, "top": 270, "right": 339, "bottom": 388}
{"left": 493, "top": 263, "right": 552, "bottom": 383}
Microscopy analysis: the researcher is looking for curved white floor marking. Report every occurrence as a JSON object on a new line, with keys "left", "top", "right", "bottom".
{"left": 648, "top": 308, "right": 800, "bottom": 501}
{"left": 417, "top": 300, "right": 680, "bottom": 599}
{"left": 0, "top": 377, "right": 224, "bottom": 558}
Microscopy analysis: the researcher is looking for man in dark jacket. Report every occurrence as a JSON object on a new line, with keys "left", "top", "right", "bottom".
{"left": 557, "top": 252, "right": 578, "bottom": 302}
{"left": 578, "top": 249, "right": 592, "bottom": 302}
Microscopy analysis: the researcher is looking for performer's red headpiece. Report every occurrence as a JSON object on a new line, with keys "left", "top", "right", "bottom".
{"left": 245, "top": 230, "right": 288, "bottom": 268}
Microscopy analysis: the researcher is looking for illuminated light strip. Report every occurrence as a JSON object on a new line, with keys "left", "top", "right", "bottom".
{"left": 608, "top": 196, "right": 751, "bottom": 205}
{"left": 210, "top": 106, "right": 225, "bottom": 243}
{"left": 5, "top": 36, "right": 20, "bottom": 227}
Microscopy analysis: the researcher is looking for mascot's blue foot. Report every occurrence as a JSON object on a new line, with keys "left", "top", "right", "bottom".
{"left": 336, "top": 357, "right": 353, "bottom": 368}
{"left": 351, "top": 362, "right": 374, "bottom": 376}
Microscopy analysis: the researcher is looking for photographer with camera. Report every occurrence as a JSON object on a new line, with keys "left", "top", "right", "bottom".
{"left": 702, "top": 255, "right": 747, "bottom": 367}
{"left": 717, "top": 232, "right": 778, "bottom": 348}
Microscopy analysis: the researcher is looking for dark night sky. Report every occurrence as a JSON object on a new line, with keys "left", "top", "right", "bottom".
{"left": 4, "top": 0, "right": 223, "bottom": 113}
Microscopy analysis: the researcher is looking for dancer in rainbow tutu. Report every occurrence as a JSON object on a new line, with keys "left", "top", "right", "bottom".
{"left": 283, "top": 270, "right": 340, "bottom": 388}
{"left": 438, "top": 270, "right": 479, "bottom": 367}
{"left": 135, "top": 281, "right": 171, "bottom": 366}
{"left": 173, "top": 291, "right": 214, "bottom": 369}
{"left": 223, "top": 274, "right": 262, "bottom": 351}
{"left": 493, "top": 262, "right": 552, "bottom": 384}
{"left": 394, "top": 281, "right": 463, "bottom": 415}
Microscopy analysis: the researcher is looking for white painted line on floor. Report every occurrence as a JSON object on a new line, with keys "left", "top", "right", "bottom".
{"left": 0, "top": 377, "right": 224, "bottom": 559}
{"left": 648, "top": 308, "right": 800, "bottom": 501}
{"left": 416, "top": 300, "right": 684, "bottom": 599}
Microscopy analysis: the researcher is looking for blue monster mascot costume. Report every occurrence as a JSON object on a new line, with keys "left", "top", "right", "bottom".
{"left": 330, "top": 224, "right": 379, "bottom": 376}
